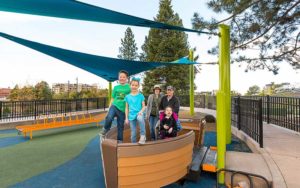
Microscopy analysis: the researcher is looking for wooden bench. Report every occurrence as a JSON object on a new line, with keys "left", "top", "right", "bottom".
{"left": 16, "top": 113, "right": 105, "bottom": 139}
{"left": 179, "top": 118, "right": 206, "bottom": 146}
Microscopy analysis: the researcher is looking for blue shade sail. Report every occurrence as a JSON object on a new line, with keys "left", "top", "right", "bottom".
{"left": 0, "top": 0, "right": 211, "bottom": 34}
{"left": 0, "top": 32, "right": 198, "bottom": 81}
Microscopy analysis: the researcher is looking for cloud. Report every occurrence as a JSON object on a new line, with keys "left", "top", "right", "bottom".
{"left": 0, "top": 12, "right": 61, "bottom": 23}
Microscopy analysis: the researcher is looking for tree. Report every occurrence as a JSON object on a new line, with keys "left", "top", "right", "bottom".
{"left": 34, "top": 81, "right": 52, "bottom": 100}
{"left": 52, "top": 88, "right": 108, "bottom": 99}
{"left": 192, "top": 0, "right": 300, "bottom": 74}
{"left": 260, "top": 82, "right": 287, "bottom": 96}
{"left": 19, "top": 86, "right": 35, "bottom": 101}
{"left": 8, "top": 85, "right": 35, "bottom": 101}
{"left": 231, "top": 90, "right": 241, "bottom": 96}
{"left": 246, "top": 85, "right": 260, "bottom": 96}
{"left": 52, "top": 92, "right": 68, "bottom": 99}
{"left": 8, "top": 85, "right": 20, "bottom": 101}
{"left": 79, "top": 88, "right": 108, "bottom": 98}
{"left": 141, "top": 0, "right": 191, "bottom": 95}
{"left": 118, "top": 27, "right": 138, "bottom": 60}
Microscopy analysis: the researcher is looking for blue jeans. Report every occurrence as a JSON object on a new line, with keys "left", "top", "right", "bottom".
{"left": 104, "top": 105, "right": 125, "bottom": 141}
{"left": 129, "top": 114, "right": 146, "bottom": 143}
{"left": 149, "top": 115, "right": 159, "bottom": 140}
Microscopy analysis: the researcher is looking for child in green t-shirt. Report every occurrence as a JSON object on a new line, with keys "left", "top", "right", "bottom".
{"left": 100, "top": 70, "right": 131, "bottom": 142}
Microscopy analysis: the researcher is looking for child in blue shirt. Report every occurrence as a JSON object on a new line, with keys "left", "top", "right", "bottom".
{"left": 125, "top": 78, "right": 146, "bottom": 144}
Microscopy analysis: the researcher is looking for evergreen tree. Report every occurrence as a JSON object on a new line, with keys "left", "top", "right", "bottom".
{"left": 118, "top": 27, "right": 138, "bottom": 60}
{"left": 141, "top": 0, "right": 191, "bottom": 95}
{"left": 192, "top": 0, "right": 300, "bottom": 73}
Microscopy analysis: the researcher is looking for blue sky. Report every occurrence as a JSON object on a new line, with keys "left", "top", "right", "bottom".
{"left": 0, "top": 0, "right": 299, "bottom": 94}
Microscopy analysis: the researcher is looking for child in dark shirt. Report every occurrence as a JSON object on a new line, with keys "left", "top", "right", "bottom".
{"left": 159, "top": 106, "right": 177, "bottom": 139}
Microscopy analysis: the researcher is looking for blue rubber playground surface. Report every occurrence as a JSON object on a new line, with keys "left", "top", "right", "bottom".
{"left": 0, "top": 122, "right": 250, "bottom": 188}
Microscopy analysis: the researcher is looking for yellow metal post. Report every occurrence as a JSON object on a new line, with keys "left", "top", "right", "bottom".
{"left": 217, "top": 24, "right": 231, "bottom": 184}
{"left": 108, "top": 82, "right": 112, "bottom": 104}
{"left": 189, "top": 50, "right": 195, "bottom": 116}
{"left": 219, "top": 24, "right": 231, "bottom": 144}
{"left": 216, "top": 91, "right": 226, "bottom": 183}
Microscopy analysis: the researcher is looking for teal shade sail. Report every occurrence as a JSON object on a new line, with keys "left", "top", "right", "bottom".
{"left": 0, "top": 0, "right": 211, "bottom": 34}
{"left": 0, "top": 32, "right": 198, "bottom": 81}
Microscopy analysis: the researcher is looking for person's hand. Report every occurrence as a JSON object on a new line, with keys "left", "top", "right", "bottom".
{"left": 163, "top": 125, "right": 169, "bottom": 130}
{"left": 138, "top": 111, "right": 143, "bottom": 116}
{"left": 168, "top": 127, "right": 173, "bottom": 134}
{"left": 146, "top": 115, "right": 150, "bottom": 121}
{"left": 125, "top": 119, "right": 129, "bottom": 125}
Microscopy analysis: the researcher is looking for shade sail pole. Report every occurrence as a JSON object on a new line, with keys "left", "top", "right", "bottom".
{"left": 189, "top": 50, "right": 195, "bottom": 116}
{"left": 108, "top": 82, "right": 112, "bottom": 104}
{"left": 217, "top": 24, "right": 231, "bottom": 184}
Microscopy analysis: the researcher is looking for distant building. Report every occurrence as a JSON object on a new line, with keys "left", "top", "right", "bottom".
{"left": 263, "top": 82, "right": 300, "bottom": 96}
{"left": 0, "top": 88, "right": 11, "bottom": 101}
{"left": 195, "top": 90, "right": 217, "bottom": 96}
{"left": 276, "top": 83, "right": 300, "bottom": 94}
{"left": 52, "top": 83, "right": 98, "bottom": 94}
{"left": 262, "top": 83, "right": 274, "bottom": 95}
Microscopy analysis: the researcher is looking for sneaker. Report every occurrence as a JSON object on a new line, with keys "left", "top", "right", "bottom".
{"left": 100, "top": 129, "right": 109, "bottom": 137}
{"left": 138, "top": 135, "right": 146, "bottom": 145}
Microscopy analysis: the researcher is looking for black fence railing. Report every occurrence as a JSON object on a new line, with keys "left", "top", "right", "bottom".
{"left": 0, "top": 98, "right": 107, "bottom": 121}
{"left": 241, "top": 96, "right": 300, "bottom": 133}
{"left": 232, "top": 97, "right": 263, "bottom": 147}
{"left": 187, "top": 94, "right": 299, "bottom": 133}
{"left": 147, "top": 94, "right": 298, "bottom": 147}
{"left": 178, "top": 95, "right": 217, "bottom": 109}
{"left": 1, "top": 94, "right": 299, "bottom": 134}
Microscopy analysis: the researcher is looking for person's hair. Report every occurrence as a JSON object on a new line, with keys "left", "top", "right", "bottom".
{"left": 119, "top": 70, "right": 129, "bottom": 77}
{"left": 153, "top": 87, "right": 161, "bottom": 91}
{"left": 130, "top": 79, "right": 140, "bottom": 86}
{"left": 130, "top": 77, "right": 140, "bottom": 85}
{"left": 164, "top": 106, "right": 173, "bottom": 112}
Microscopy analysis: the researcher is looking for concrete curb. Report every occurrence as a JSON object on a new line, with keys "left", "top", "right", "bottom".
{"left": 231, "top": 126, "right": 287, "bottom": 188}
{"left": 181, "top": 107, "right": 287, "bottom": 187}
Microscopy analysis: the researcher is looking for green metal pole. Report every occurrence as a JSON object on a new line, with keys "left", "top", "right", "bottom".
{"left": 108, "top": 82, "right": 112, "bottom": 104}
{"left": 189, "top": 50, "right": 195, "bottom": 116}
{"left": 219, "top": 24, "right": 231, "bottom": 144}
{"left": 217, "top": 24, "right": 231, "bottom": 184}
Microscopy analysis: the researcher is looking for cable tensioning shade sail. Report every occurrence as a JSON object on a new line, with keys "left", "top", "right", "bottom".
{"left": 0, "top": 0, "right": 212, "bottom": 34}
{"left": 0, "top": 32, "right": 198, "bottom": 81}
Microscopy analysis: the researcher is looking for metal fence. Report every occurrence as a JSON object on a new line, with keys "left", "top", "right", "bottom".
{"left": 242, "top": 96, "right": 300, "bottom": 133}
{"left": 232, "top": 97, "right": 263, "bottom": 147}
{"left": 178, "top": 95, "right": 217, "bottom": 109}
{"left": 189, "top": 94, "right": 299, "bottom": 133}
{"left": 0, "top": 98, "right": 107, "bottom": 121}
{"left": 1, "top": 94, "right": 299, "bottom": 134}
{"left": 119, "top": 93, "right": 298, "bottom": 147}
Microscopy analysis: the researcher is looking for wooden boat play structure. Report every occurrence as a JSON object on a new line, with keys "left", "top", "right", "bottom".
{"left": 100, "top": 118, "right": 206, "bottom": 188}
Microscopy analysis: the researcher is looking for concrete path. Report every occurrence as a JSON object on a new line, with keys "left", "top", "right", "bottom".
{"left": 263, "top": 123, "right": 300, "bottom": 188}
{"left": 181, "top": 107, "right": 300, "bottom": 188}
